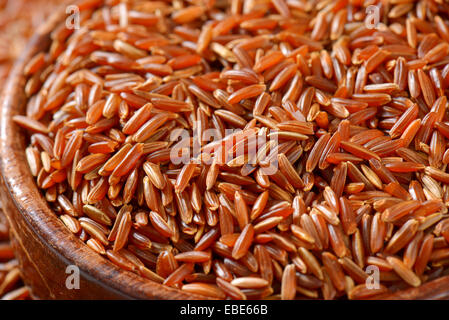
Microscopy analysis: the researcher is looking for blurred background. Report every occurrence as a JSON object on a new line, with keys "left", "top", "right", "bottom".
{"left": 0, "top": 0, "right": 70, "bottom": 87}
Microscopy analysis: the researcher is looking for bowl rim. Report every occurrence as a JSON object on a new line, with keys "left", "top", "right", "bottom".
{"left": 0, "top": 3, "right": 204, "bottom": 300}
{"left": 1, "top": 0, "right": 449, "bottom": 301}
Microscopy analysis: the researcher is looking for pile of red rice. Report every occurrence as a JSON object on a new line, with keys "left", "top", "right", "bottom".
{"left": 12, "top": 0, "right": 449, "bottom": 299}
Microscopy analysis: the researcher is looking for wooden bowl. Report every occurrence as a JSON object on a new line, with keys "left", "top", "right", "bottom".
{"left": 1, "top": 4, "right": 449, "bottom": 301}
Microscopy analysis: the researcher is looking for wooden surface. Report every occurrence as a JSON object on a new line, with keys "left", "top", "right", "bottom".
{"left": 0, "top": 2, "right": 448, "bottom": 301}
{"left": 378, "top": 275, "right": 449, "bottom": 300}
{"left": 0, "top": 7, "right": 204, "bottom": 300}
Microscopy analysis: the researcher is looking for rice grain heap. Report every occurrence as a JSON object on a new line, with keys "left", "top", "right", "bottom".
{"left": 14, "top": 0, "right": 449, "bottom": 299}
{"left": 0, "top": 212, "right": 30, "bottom": 300}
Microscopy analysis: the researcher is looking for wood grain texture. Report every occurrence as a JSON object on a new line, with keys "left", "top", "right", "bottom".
{"left": 377, "top": 275, "right": 449, "bottom": 300}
